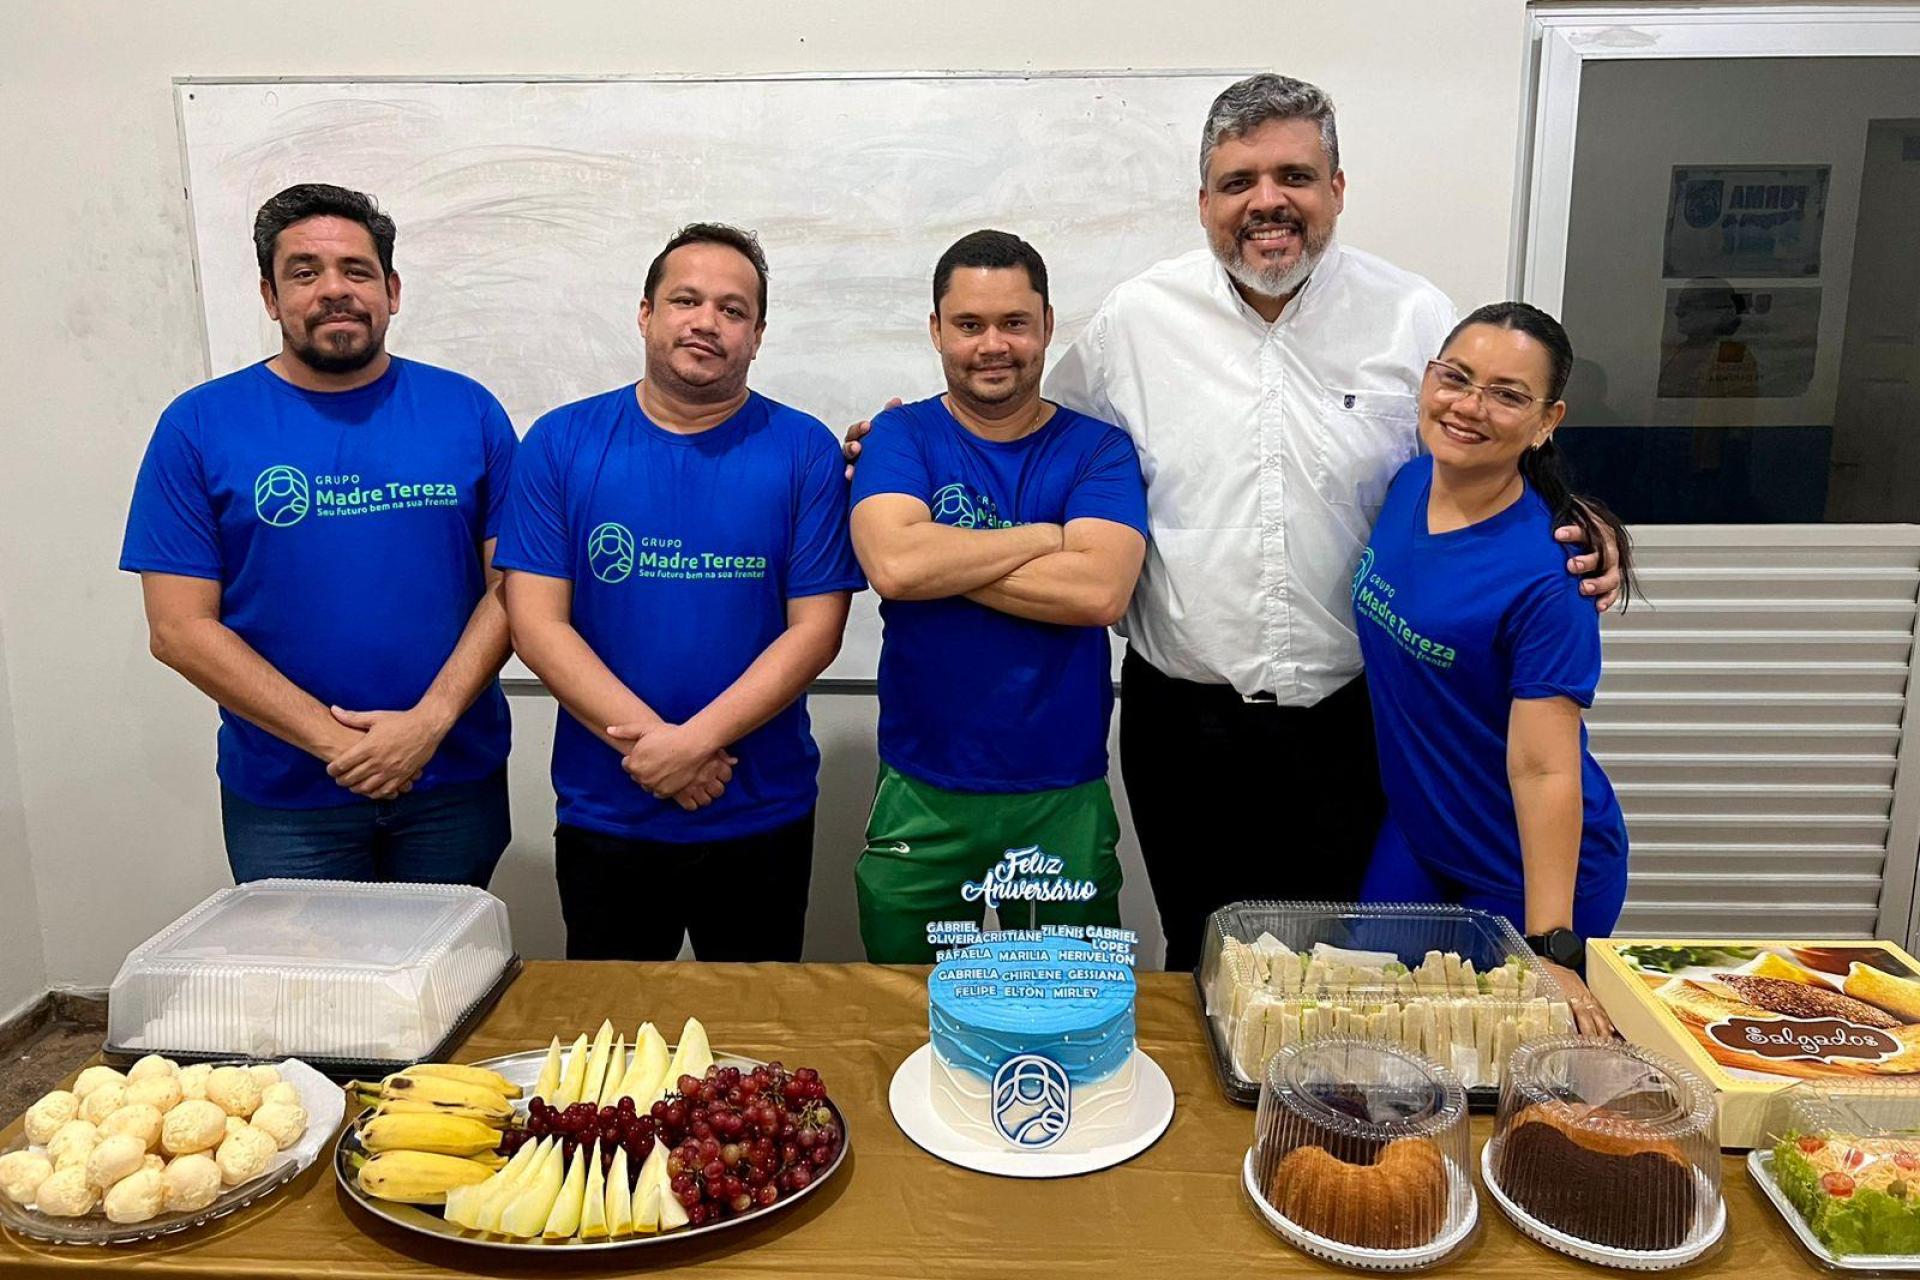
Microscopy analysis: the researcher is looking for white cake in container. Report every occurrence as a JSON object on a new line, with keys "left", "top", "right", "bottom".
{"left": 107, "top": 880, "right": 513, "bottom": 1063}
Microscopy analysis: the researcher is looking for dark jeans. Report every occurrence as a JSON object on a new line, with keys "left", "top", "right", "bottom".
{"left": 1119, "top": 650, "right": 1385, "bottom": 972}
{"left": 554, "top": 811, "right": 815, "bottom": 961}
{"left": 221, "top": 769, "right": 511, "bottom": 887}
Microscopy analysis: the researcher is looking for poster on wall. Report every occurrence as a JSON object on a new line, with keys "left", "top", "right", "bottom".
{"left": 1663, "top": 165, "right": 1829, "bottom": 278}
{"left": 1656, "top": 285, "right": 1821, "bottom": 399}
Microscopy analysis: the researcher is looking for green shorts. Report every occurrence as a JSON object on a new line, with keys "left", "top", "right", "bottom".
{"left": 855, "top": 763, "right": 1123, "bottom": 964}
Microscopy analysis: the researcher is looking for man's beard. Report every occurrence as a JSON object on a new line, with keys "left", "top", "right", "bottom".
{"left": 1213, "top": 218, "right": 1330, "bottom": 300}
{"left": 287, "top": 318, "right": 382, "bottom": 374}
{"left": 648, "top": 339, "right": 750, "bottom": 403}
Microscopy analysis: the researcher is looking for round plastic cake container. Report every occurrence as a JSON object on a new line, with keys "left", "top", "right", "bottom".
{"left": 1245, "top": 1037, "right": 1476, "bottom": 1271}
{"left": 1484, "top": 1035, "right": 1725, "bottom": 1270}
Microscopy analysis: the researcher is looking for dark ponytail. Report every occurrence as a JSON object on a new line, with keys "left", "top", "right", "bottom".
{"left": 1444, "top": 301, "right": 1637, "bottom": 610}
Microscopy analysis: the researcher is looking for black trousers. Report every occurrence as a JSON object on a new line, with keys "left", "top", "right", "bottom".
{"left": 554, "top": 811, "right": 815, "bottom": 962}
{"left": 1119, "top": 650, "right": 1386, "bottom": 973}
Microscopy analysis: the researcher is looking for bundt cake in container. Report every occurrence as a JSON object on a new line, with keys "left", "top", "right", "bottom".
{"left": 1485, "top": 1035, "right": 1725, "bottom": 1269}
{"left": 1245, "top": 1037, "right": 1475, "bottom": 1270}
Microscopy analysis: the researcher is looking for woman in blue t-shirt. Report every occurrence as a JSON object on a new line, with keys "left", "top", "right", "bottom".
{"left": 1352, "top": 302, "right": 1634, "bottom": 1034}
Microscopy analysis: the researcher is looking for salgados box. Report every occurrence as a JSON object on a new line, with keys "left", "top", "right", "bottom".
{"left": 1585, "top": 938, "right": 1920, "bottom": 1149}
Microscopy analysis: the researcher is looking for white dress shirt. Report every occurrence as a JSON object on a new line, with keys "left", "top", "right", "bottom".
{"left": 1048, "top": 242, "right": 1456, "bottom": 706}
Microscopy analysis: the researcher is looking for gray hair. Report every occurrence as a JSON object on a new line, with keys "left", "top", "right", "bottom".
{"left": 1199, "top": 74, "right": 1339, "bottom": 184}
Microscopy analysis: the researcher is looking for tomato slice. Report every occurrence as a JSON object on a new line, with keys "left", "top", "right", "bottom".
{"left": 1822, "top": 1172, "right": 1857, "bottom": 1197}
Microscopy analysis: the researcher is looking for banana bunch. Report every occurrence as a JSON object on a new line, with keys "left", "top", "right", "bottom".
{"left": 356, "top": 1150, "right": 504, "bottom": 1205}
{"left": 347, "top": 1064, "right": 518, "bottom": 1124}
{"left": 349, "top": 1063, "right": 518, "bottom": 1206}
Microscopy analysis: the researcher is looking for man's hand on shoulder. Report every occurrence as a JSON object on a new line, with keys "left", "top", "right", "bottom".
{"left": 1554, "top": 519, "right": 1623, "bottom": 613}
{"left": 325, "top": 705, "right": 452, "bottom": 800}
{"left": 842, "top": 397, "right": 903, "bottom": 480}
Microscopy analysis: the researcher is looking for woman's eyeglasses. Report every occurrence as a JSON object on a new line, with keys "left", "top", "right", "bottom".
{"left": 1424, "top": 360, "right": 1550, "bottom": 417}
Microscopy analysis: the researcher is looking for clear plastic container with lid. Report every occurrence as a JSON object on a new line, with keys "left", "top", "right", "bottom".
{"left": 1244, "top": 1037, "right": 1477, "bottom": 1271}
{"left": 106, "top": 880, "right": 516, "bottom": 1072}
{"left": 1197, "top": 901, "right": 1572, "bottom": 1103}
{"left": 1485, "top": 1035, "right": 1725, "bottom": 1270}
{"left": 1752, "top": 1081, "right": 1920, "bottom": 1270}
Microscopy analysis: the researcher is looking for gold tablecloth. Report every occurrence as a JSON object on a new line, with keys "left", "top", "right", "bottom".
{"left": 0, "top": 961, "right": 1827, "bottom": 1277}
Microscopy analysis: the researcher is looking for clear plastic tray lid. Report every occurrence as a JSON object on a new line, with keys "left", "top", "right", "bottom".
{"left": 1201, "top": 902, "right": 1572, "bottom": 1091}
{"left": 1251, "top": 1037, "right": 1472, "bottom": 1254}
{"left": 107, "top": 880, "right": 513, "bottom": 1062}
{"left": 1762, "top": 1081, "right": 1920, "bottom": 1258}
{"left": 1489, "top": 1036, "right": 1721, "bottom": 1255}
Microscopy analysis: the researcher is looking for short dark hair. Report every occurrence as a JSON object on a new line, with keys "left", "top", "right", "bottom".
{"left": 253, "top": 184, "right": 396, "bottom": 282}
{"left": 932, "top": 230, "right": 1050, "bottom": 313}
{"left": 644, "top": 223, "right": 770, "bottom": 323}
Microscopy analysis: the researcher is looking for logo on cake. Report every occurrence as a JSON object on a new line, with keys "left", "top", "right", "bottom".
{"left": 992, "top": 1053, "right": 1072, "bottom": 1149}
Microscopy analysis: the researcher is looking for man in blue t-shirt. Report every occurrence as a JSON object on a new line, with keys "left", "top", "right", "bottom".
{"left": 496, "top": 223, "right": 863, "bottom": 962}
{"left": 849, "top": 230, "right": 1149, "bottom": 963}
{"left": 121, "top": 184, "right": 516, "bottom": 886}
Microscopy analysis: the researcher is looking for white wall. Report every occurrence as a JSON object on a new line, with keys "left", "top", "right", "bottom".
{"left": 0, "top": 0, "right": 1525, "bottom": 987}
{"left": 0, "top": 621, "right": 48, "bottom": 1022}
{"left": 1563, "top": 56, "right": 1920, "bottom": 430}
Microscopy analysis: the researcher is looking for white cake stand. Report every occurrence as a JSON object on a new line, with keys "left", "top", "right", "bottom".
{"left": 888, "top": 1044, "right": 1175, "bottom": 1178}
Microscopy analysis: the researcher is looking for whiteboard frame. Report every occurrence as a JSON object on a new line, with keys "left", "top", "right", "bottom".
{"left": 170, "top": 66, "right": 1257, "bottom": 691}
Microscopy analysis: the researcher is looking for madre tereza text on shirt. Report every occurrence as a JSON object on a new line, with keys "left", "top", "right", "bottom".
{"left": 1352, "top": 550, "right": 1458, "bottom": 672}
{"left": 252, "top": 467, "right": 460, "bottom": 526}
{"left": 581, "top": 528, "right": 769, "bottom": 585}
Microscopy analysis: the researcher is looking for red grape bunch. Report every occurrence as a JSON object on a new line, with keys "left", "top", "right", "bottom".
{"left": 502, "top": 1061, "right": 842, "bottom": 1227}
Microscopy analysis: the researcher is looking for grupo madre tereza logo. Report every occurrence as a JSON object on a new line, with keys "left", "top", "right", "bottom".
{"left": 992, "top": 1053, "right": 1071, "bottom": 1149}
{"left": 253, "top": 466, "right": 458, "bottom": 526}
{"left": 587, "top": 522, "right": 637, "bottom": 584}
{"left": 253, "top": 465, "right": 311, "bottom": 527}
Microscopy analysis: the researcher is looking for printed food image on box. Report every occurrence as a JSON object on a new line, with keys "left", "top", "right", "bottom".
{"left": 1603, "top": 942, "right": 1920, "bottom": 1081}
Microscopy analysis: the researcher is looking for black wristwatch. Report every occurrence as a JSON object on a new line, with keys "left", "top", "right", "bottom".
{"left": 1526, "top": 928, "right": 1586, "bottom": 973}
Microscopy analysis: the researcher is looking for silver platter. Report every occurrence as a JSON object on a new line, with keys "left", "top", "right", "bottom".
{"left": 333, "top": 1045, "right": 848, "bottom": 1252}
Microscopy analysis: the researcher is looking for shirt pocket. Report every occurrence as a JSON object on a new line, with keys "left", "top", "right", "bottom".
{"left": 1309, "top": 389, "right": 1420, "bottom": 511}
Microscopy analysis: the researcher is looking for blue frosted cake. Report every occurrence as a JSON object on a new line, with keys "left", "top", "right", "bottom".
{"left": 929, "top": 936, "right": 1137, "bottom": 1152}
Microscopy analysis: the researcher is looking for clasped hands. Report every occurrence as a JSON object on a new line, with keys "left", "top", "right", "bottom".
{"left": 324, "top": 704, "right": 451, "bottom": 801}
{"left": 608, "top": 720, "right": 737, "bottom": 811}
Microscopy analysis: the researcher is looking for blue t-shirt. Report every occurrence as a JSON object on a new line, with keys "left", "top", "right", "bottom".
{"left": 494, "top": 386, "right": 864, "bottom": 842}
{"left": 849, "top": 396, "right": 1149, "bottom": 793}
{"left": 120, "top": 358, "right": 516, "bottom": 809}
{"left": 1353, "top": 455, "right": 1627, "bottom": 898}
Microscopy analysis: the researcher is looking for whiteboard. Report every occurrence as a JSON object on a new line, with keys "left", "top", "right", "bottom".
{"left": 177, "top": 73, "right": 1233, "bottom": 680}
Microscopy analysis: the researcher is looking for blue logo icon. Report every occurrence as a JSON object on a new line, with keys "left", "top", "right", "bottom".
{"left": 587, "top": 522, "right": 636, "bottom": 583}
{"left": 1683, "top": 178, "right": 1723, "bottom": 229}
{"left": 253, "top": 465, "right": 310, "bottom": 527}
{"left": 1352, "top": 546, "right": 1375, "bottom": 599}
{"left": 930, "top": 483, "right": 979, "bottom": 529}
{"left": 992, "top": 1053, "right": 1071, "bottom": 1149}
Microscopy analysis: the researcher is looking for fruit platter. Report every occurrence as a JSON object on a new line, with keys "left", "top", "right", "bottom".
{"left": 335, "top": 1015, "right": 848, "bottom": 1249}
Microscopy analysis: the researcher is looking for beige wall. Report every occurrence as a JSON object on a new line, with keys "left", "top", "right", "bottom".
{"left": 0, "top": 0, "right": 1525, "bottom": 988}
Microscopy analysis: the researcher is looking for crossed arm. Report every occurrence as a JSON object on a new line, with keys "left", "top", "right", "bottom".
{"left": 850, "top": 493, "right": 1144, "bottom": 627}
{"left": 140, "top": 539, "right": 512, "bottom": 800}
{"left": 503, "top": 571, "right": 849, "bottom": 809}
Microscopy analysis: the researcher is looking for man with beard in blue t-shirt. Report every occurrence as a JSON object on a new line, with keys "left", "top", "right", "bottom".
{"left": 122, "top": 184, "right": 515, "bottom": 886}
{"left": 497, "top": 224, "right": 863, "bottom": 962}
{"left": 849, "top": 230, "right": 1149, "bottom": 962}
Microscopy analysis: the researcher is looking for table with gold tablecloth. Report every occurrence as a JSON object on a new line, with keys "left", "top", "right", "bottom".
{"left": 0, "top": 962, "right": 1828, "bottom": 1277}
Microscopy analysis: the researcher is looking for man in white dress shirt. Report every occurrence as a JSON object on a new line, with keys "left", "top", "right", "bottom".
{"left": 1042, "top": 74, "right": 1619, "bottom": 970}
